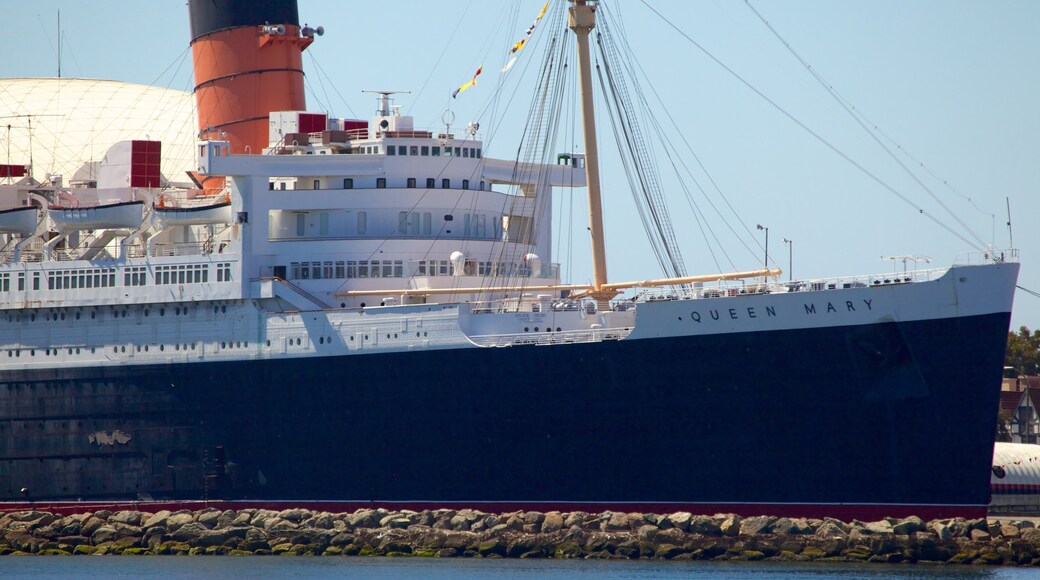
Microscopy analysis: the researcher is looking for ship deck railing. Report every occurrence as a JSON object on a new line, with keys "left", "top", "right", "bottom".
{"left": 625, "top": 265, "right": 962, "bottom": 303}
{"left": 467, "top": 325, "right": 634, "bottom": 348}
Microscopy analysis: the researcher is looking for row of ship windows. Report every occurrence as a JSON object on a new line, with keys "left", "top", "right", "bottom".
{"left": 289, "top": 259, "right": 534, "bottom": 280}
{"left": 272, "top": 177, "right": 486, "bottom": 191}
{"left": 386, "top": 145, "right": 480, "bottom": 159}
{"left": 0, "top": 264, "right": 233, "bottom": 292}
{"left": 1, "top": 332, "right": 435, "bottom": 359}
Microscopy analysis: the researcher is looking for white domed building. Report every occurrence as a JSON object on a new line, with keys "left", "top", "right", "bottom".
{"left": 0, "top": 78, "right": 195, "bottom": 186}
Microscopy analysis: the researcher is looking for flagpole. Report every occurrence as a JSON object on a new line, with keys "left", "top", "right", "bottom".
{"left": 569, "top": 0, "right": 612, "bottom": 307}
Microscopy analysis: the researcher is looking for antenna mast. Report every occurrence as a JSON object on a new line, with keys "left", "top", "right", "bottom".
{"left": 57, "top": 10, "right": 61, "bottom": 78}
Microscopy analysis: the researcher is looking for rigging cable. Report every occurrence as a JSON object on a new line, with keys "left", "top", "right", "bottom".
{"left": 744, "top": 0, "right": 988, "bottom": 250}
{"left": 638, "top": 0, "right": 984, "bottom": 251}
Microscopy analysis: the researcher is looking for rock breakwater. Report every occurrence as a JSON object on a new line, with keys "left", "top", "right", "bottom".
{"left": 1, "top": 508, "right": 1038, "bottom": 564}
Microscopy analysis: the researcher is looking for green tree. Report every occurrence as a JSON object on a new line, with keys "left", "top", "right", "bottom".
{"left": 1006, "top": 326, "right": 1040, "bottom": 375}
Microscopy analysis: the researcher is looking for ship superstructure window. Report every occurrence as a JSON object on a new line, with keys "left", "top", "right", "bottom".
{"left": 398, "top": 146, "right": 407, "bottom": 155}
{"left": 0, "top": 273, "right": 8, "bottom": 292}
{"left": 357, "top": 211, "right": 367, "bottom": 234}
{"left": 444, "top": 147, "right": 453, "bottom": 157}
{"left": 462, "top": 179, "right": 470, "bottom": 190}
{"left": 123, "top": 267, "right": 148, "bottom": 287}
{"left": 376, "top": 178, "right": 386, "bottom": 189}
{"left": 432, "top": 146, "right": 440, "bottom": 156}
{"left": 442, "top": 179, "right": 450, "bottom": 189}
{"left": 463, "top": 148, "right": 469, "bottom": 158}
{"left": 421, "top": 146, "right": 429, "bottom": 156}
{"left": 407, "top": 178, "right": 416, "bottom": 188}
{"left": 387, "top": 147, "right": 396, "bottom": 156}
{"left": 410, "top": 146, "right": 418, "bottom": 155}
{"left": 426, "top": 178, "right": 435, "bottom": 188}
{"left": 343, "top": 178, "right": 353, "bottom": 189}
{"left": 313, "top": 179, "right": 320, "bottom": 190}
{"left": 296, "top": 213, "right": 306, "bottom": 236}
{"left": 216, "top": 263, "right": 232, "bottom": 282}
{"left": 155, "top": 264, "right": 208, "bottom": 285}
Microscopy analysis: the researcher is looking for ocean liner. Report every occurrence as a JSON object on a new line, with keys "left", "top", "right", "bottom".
{"left": 0, "top": 0, "right": 1019, "bottom": 520}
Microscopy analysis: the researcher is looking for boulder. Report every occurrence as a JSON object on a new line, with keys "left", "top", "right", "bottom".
{"left": 771, "top": 518, "right": 799, "bottom": 535}
{"left": 739, "top": 516, "right": 776, "bottom": 535}
{"left": 689, "top": 515, "right": 721, "bottom": 536}
{"left": 864, "top": 520, "right": 893, "bottom": 535}
{"left": 720, "top": 514, "right": 742, "bottom": 537}
{"left": 970, "top": 529, "right": 992, "bottom": 542}
{"left": 277, "top": 508, "right": 312, "bottom": 523}
{"left": 563, "top": 512, "right": 588, "bottom": 529}
{"left": 541, "top": 512, "right": 564, "bottom": 534}
{"left": 815, "top": 521, "right": 848, "bottom": 539}
{"left": 165, "top": 512, "right": 195, "bottom": 533}
{"left": 108, "top": 511, "right": 143, "bottom": 526}
{"left": 191, "top": 530, "right": 229, "bottom": 548}
{"left": 196, "top": 510, "right": 221, "bottom": 529}
{"left": 171, "top": 522, "right": 209, "bottom": 543}
{"left": 601, "top": 512, "right": 632, "bottom": 531}
{"left": 666, "top": 512, "right": 693, "bottom": 532}
{"left": 142, "top": 511, "right": 171, "bottom": 529}
{"left": 892, "top": 516, "right": 925, "bottom": 535}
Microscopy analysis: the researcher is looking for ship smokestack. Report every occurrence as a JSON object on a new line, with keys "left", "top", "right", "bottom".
{"left": 188, "top": 0, "right": 312, "bottom": 155}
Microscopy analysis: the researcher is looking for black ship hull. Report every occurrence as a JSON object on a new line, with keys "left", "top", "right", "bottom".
{"left": 0, "top": 311, "right": 1009, "bottom": 520}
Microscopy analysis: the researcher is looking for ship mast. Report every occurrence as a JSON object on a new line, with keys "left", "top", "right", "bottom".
{"left": 568, "top": 0, "right": 614, "bottom": 306}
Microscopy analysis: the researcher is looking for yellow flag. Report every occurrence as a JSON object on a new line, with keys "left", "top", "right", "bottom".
{"left": 452, "top": 65, "right": 483, "bottom": 99}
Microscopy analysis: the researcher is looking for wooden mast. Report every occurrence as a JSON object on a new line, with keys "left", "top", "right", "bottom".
{"left": 568, "top": 0, "right": 614, "bottom": 306}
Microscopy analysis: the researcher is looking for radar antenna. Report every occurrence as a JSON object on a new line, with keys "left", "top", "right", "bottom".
{"left": 361, "top": 90, "right": 411, "bottom": 116}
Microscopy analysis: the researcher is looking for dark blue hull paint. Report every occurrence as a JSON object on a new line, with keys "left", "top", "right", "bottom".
{"left": 0, "top": 312, "right": 1009, "bottom": 518}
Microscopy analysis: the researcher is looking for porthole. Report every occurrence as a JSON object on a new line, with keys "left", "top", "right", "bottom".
{"left": 556, "top": 327, "right": 562, "bottom": 332}
{"left": 524, "top": 327, "right": 529, "bottom": 332}
{"left": 60, "top": 313, "right": 65, "bottom": 320}
{"left": 121, "top": 346, "right": 126, "bottom": 353}
{"left": 319, "top": 337, "right": 324, "bottom": 345}
{"left": 144, "top": 309, "right": 149, "bottom": 317}
{"left": 75, "top": 312, "right": 81, "bottom": 320}
{"left": 159, "top": 345, "right": 165, "bottom": 352}
{"left": 160, "top": 308, "right": 165, "bottom": 316}
{"left": 221, "top": 342, "right": 226, "bottom": 349}
{"left": 222, "top": 306, "right": 227, "bottom": 313}
{"left": 386, "top": 334, "right": 391, "bottom": 339}
{"left": 91, "top": 312, "right": 96, "bottom": 319}
{"left": 534, "top": 327, "right": 539, "bottom": 332}
{"left": 30, "top": 350, "right": 35, "bottom": 356}
{"left": 266, "top": 340, "right": 271, "bottom": 347}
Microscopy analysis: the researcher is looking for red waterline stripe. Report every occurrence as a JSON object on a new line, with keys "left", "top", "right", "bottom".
{"left": 0, "top": 500, "right": 987, "bottom": 520}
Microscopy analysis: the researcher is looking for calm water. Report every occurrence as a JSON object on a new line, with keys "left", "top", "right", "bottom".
{"left": 1, "top": 558, "right": 1037, "bottom": 579}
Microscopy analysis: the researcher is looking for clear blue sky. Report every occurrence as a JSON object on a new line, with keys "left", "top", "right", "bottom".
{"left": 4, "top": 0, "right": 1039, "bottom": 328}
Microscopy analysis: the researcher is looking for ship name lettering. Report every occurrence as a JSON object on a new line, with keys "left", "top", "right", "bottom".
{"left": 689, "top": 305, "right": 777, "bottom": 323}
{"left": 729, "top": 308, "right": 738, "bottom": 319}
{"left": 766, "top": 306, "right": 776, "bottom": 317}
{"left": 690, "top": 311, "right": 701, "bottom": 322}
{"left": 710, "top": 309, "right": 720, "bottom": 321}
{"left": 804, "top": 303, "right": 816, "bottom": 314}
{"left": 846, "top": 300, "right": 855, "bottom": 311}
{"left": 827, "top": 302, "right": 837, "bottom": 313}
{"left": 863, "top": 298, "right": 873, "bottom": 310}
{"left": 747, "top": 307, "right": 756, "bottom": 318}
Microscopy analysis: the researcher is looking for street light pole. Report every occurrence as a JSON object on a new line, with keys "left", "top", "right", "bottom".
{"left": 756, "top": 224, "right": 769, "bottom": 274}
{"left": 783, "top": 238, "right": 792, "bottom": 281}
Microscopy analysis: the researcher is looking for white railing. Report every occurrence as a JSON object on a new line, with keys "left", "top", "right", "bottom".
{"left": 468, "top": 326, "right": 633, "bottom": 347}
